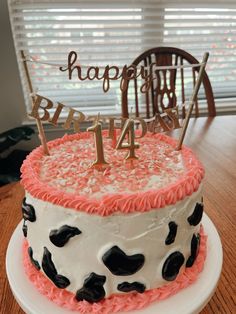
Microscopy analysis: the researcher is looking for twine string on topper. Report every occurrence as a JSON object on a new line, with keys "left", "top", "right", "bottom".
{"left": 23, "top": 52, "right": 205, "bottom": 70}
{"left": 22, "top": 49, "right": 208, "bottom": 165}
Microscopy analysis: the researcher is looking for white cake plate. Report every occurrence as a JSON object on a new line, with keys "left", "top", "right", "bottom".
{"left": 6, "top": 213, "right": 222, "bottom": 314}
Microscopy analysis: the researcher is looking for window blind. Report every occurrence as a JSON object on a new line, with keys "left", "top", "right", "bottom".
{"left": 8, "top": 0, "right": 236, "bottom": 117}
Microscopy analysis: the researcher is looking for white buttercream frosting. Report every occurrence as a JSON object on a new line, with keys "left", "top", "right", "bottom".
{"left": 25, "top": 184, "right": 202, "bottom": 297}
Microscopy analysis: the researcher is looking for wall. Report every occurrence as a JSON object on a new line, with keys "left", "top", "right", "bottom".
{"left": 0, "top": 0, "right": 26, "bottom": 134}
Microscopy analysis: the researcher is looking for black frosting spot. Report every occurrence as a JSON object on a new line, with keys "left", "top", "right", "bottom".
{"left": 187, "top": 202, "right": 204, "bottom": 226}
{"left": 28, "top": 247, "right": 40, "bottom": 270}
{"left": 162, "top": 251, "right": 185, "bottom": 281}
{"left": 42, "top": 247, "right": 70, "bottom": 289}
{"left": 117, "top": 281, "right": 146, "bottom": 293}
{"left": 165, "top": 221, "right": 178, "bottom": 245}
{"left": 22, "top": 197, "right": 36, "bottom": 222}
{"left": 186, "top": 234, "right": 200, "bottom": 268}
{"left": 102, "top": 246, "right": 145, "bottom": 276}
{"left": 22, "top": 220, "right": 28, "bottom": 237}
{"left": 75, "top": 272, "right": 106, "bottom": 303}
{"left": 49, "top": 225, "right": 82, "bottom": 247}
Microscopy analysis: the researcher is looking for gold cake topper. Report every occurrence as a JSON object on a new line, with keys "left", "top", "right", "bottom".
{"left": 22, "top": 50, "right": 209, "bottom": 165}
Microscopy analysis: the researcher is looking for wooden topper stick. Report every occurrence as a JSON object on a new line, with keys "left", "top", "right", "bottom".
{"left": 21, "top": 50, "right": 50, "bottom": 155}
{"left": 176, "top": 53, "right": 209, "bottom": 150}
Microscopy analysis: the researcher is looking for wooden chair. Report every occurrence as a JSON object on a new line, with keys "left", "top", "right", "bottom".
{"left": 121, "top": 47, "right": 216, "bottom": 119}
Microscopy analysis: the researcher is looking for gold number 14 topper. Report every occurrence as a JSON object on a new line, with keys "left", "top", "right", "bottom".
{"left": 87, "top": 117, "right": 147, "bottom": 167}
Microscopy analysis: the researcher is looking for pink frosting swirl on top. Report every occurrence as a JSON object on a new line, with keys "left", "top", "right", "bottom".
{"left": 23, "top": 226, "right": 207, "bottom": 314}
{"left": 21, "top": 132, "right": 204, "bottom": 216}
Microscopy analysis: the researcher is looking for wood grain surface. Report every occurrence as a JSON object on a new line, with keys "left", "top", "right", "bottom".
{"left": 0, "top": 116, "right": 235, "bottom": 314}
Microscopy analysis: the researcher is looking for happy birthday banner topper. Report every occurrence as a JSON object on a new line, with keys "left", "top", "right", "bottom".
{"left": 29, "top": 94, "right": 181, "bottom": 131}
{"left": 24, "top": 50, "right": 205, "bottom": 95}
{"left": 23, "top": 50, "right": 209, "bottom": 163}
{"left": 28, "top": 93, "right": 181, "bottom": 163}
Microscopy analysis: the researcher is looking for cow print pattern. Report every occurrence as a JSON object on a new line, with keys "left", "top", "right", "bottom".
{"left": 22, "top": 197, "right": 36, "bottom": 222}
{"left": 162, "top": 251, "right": 185, "bottom": 281}
{"left": 28, "top": 247, "right": 40, "bottom": 270}
{"left": 187, "top": 202, "right": 204, "bottom": 226}
{"left": 22, "top": 197, "right": 36, "bottom": 237}
{"left": 102, "top": 245, "right": 145, "bottom": 276}
{"left": 76, "top": 272, "right": 106, "bottom": 303}
{"left": 22, "top": 220, "right": 28, "bottom": 237}
{"left": 49, "top": 225, "right": 82, "bottom": 247}
{"left": 165, "top": 221, "right": 178, "bottom": 245}
{"left": 186, "top": 234, "right": 200, "bottom": 267}
{"left": 42, "top": 247, "right": 70, "bottom": 289}
{"left": 117, "top": 281, "right": 146, "bottom": 293}
{"left": 25, "top": 197, "right": 203, "bottom": 298}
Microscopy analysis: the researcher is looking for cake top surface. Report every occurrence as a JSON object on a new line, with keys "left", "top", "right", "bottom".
{"left": 21, "top": 131, "right": 204, "bottom": 216}
{"left": 40, "top": 133, "right": 184, "bottom": 198}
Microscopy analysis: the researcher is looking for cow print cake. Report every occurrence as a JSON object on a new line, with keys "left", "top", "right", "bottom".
{"left": 20, "top": 131, "right": 206, "bottom": 313}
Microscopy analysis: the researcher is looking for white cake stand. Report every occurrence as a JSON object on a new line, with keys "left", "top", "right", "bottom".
{"left": 6, "top": 213, "right": 222, "bottom": 314}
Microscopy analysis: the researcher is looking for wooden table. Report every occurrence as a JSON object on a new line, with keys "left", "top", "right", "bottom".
{"left": 0, "top": 116, "right": 235, "bottom": 314}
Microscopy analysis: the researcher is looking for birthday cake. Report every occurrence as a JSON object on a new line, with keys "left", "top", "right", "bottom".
{"left": 20, "top": 130, "right": 207, "bottom": 314}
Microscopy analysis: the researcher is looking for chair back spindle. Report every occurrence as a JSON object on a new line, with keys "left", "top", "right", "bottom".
{"left": 121, "top": 47, "right": 216, "bottom": 118}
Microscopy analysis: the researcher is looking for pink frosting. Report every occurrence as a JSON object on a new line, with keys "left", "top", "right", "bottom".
{"left": 23, "top": 226, "right": 207, "bottom": 314}
{"left": 21, "top": 132, "right": 204, "bottom": 216}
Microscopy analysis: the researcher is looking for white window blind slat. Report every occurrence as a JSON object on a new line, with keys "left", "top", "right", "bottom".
{"left": 13, "top": 20, "right": 236, "bottom": 26}
{"left": 12, "top": 9, "right": 236, "bottom": 17}
{"left": 9, "top": 0, "right": 236, "bottom": 9}
{"left": 8, "top": 0, "right": 236, "bottom": 117}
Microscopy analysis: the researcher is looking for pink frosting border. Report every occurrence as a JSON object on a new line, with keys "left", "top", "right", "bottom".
{"left": 21, "top": 132, "right": 204, "bottom": 216}
{"left": 23, "top": 226, "right": 207, "bottom": 314}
